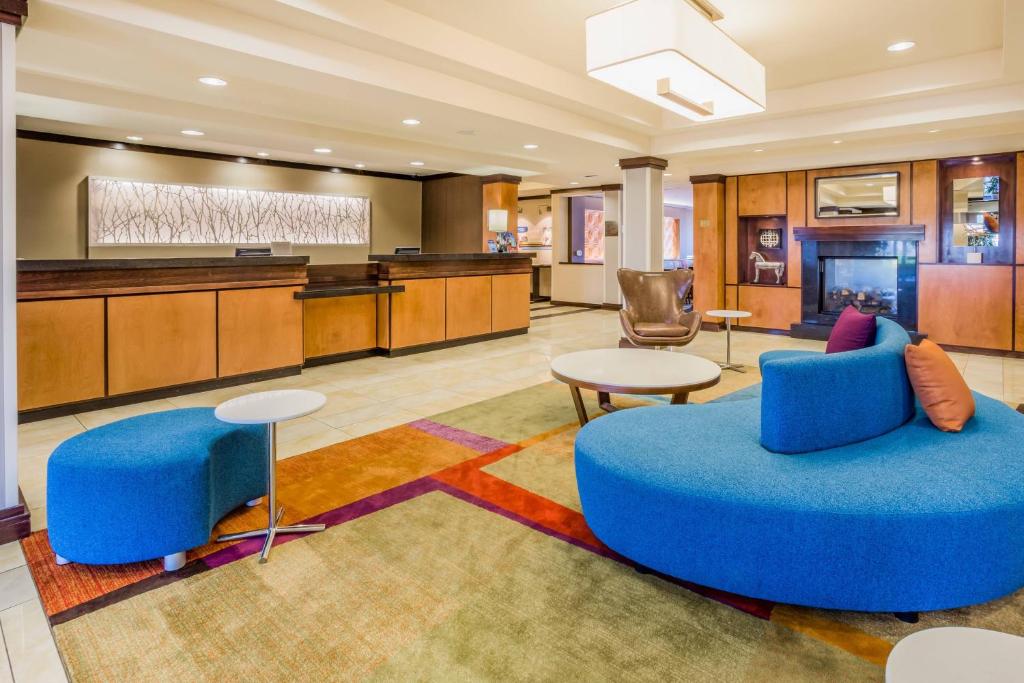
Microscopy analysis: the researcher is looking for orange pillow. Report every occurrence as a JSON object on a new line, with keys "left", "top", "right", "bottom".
{"left": 904, "top": 340, "right": 975, "bottom": 432}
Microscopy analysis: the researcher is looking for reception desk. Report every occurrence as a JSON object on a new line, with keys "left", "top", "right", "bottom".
{"left": 17, "top": 253, "right": 531, "bottom": 420}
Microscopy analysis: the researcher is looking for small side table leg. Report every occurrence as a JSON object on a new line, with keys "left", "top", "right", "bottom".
{"left": 670, "top": 392, "right": 689, "bottom": 405}
{"left": 570, "top": 385, "right": 588, "bottom": 426}
{"left": 719, "top": 317, "right": 746, "bottom": 373}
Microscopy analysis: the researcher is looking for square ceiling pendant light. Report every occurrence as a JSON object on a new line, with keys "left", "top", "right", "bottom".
{"left": 586, "top": 0, "right": 765, "bottom": 122}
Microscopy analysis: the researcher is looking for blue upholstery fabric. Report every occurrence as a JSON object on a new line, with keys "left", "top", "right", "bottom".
{"left": 759, "top": 317, "right": 915, "bottom": 453}
{"left": 575, "top": 392, "right": 1024, "bottom": 612}
{"left": 47, "top": 408, "right": 267, "bottom": 565}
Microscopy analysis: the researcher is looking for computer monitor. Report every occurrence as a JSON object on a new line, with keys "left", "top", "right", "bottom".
{"left": 394, "top": 247, "right": 421, "bottom": 255}
{"left": 235, "top": 247, "right": 272, "bottom": 257}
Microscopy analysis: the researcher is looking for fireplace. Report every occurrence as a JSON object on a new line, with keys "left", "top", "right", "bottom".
{"left": 792, "top": 225, "right": 923, "bottom": 339}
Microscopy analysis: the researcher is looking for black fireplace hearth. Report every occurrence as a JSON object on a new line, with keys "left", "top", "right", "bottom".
{"left": 791, "top": 226, "right": 923, "bottom": 340}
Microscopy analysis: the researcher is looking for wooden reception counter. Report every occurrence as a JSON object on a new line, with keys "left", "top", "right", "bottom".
{"left": 16, "top": 253, "right": 531, "bottom": 420}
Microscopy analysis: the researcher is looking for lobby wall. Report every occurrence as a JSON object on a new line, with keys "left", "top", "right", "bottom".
{"left": 16, "top": 136, "right": 422, "bottom": 264}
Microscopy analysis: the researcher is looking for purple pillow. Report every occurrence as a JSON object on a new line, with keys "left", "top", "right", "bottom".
{"left": 826, "top": 306, "right": 876, "bottom": 354}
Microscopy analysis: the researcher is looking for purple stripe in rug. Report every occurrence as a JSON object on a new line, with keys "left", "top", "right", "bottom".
{"left": 410, "top": 419, "right": 510, "bottom": 453}
{"left": 202, "top": 477, "right": 442, "bottom": 569}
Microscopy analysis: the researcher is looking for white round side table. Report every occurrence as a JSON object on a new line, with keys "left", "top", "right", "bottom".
{"left": 214, "top": 389, "right": 327, "bottom": 563}
{"left": 886, "top": 627, "right": 1024, "bottom": 682}
{"left": 705, "top": 309, "right": 751, "bottom": 372}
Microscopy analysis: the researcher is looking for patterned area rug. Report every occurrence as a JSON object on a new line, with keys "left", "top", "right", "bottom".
{"left": 22, "top": 380, "right": 1024, "bottom": 681}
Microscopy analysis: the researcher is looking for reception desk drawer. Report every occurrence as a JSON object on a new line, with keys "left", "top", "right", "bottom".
{"left": 219, "top": 286, "right": 303, "bottom": 376}
{"left": 17, "top": 298, "right": 106, "bottom": 410}
{"left": 108, "top": 292, "right": 217, "bottom": 395}
{"left": 303, "top": 295, "right": 377, "bottom": 359}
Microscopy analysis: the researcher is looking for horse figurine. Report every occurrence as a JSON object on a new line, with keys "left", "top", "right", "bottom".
{"left": 750, "top": 252, "right": 785, "bottom": 284}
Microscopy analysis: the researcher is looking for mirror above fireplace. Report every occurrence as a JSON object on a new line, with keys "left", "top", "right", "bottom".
{"left": 815, "top": 172, "right": 899, "bottom": 218}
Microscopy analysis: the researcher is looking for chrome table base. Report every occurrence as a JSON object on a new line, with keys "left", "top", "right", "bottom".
{"left": 719, "top": 317, "right": 745, "bottom": 373}
{"left": 216, "top": 423, "right": 325, "bottom": 563}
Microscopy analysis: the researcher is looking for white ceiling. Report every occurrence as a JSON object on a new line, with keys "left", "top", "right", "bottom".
{"left": 14, "top": 0, "right": 1024, "bottom": 206}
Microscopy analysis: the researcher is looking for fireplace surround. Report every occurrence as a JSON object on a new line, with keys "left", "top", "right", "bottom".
{"left": 791, "top": 225, "right": 923, "bottom": 339}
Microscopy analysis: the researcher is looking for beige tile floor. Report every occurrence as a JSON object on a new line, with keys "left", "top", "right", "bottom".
{"left": 3, "top": 307, "right": 1024, "bottom": 681}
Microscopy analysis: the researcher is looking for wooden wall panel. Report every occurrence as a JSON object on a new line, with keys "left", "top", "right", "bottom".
{"left": 918, "top": 265, "right": 1012, "bottom": 350}
{"left": 1016, "top": 267, "right": 1024, "bottom": 352}
{"left": 736, "top": 286, "right": 801, "bottom": 330}
{"left": 912, "top": 160, "right": 939, "bottom": 263}
{"left": 108, "top": 292, "right": 217, "bottom": 395}
{"left": 692, "top": 181, "right": 726, "bottom": 315}
{"left": 738, "top": 173, "right": 787, "bottom": 216}
{"left": 218, "top": 286, "right": 303, "bottom": 377}
{"left": 17, "top": 298, "right": 105, "bottom": 410}
{"left": 725, "top": 284, "right": 738, "bottom": 311}
{"left": 725, "top": 176, "right": 738, "bottom": 285}
{"left": 390, "top": 278, "right": 446, "bottom": 348}
{"left": 481, "top": 181, "right": 519, "bottom": 251}
{"left": 303, "top": 295, "right": 377, "bottom": 359}
{"left": 1017, "top": 153, "right": 1024, "bottom": 263}
{"left": 786, "top": 171, "right": 805, "bottom": 287}
{"left": 805, "top": 163, "right": 912, "bottom": 228}
{"left": 492, "top": 273, "right": 531, "bottom": 332}
{"left": 446, "top": 275, "right": 492, "bottom": 339}
{"left": 421, "top": 175, "right": 484, "bottom": 253}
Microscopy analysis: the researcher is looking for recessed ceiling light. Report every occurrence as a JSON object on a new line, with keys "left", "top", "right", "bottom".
{"left": 664, "top": 173, "right": 673, "bottom": 177}
{"left": 887, "top": 41, "right": 916, "bottom": 52}
{"left": 409, "top": 161, "right": 425, "bottom": 166}
{"left": 753, "top": 148, "right": 764, "bottom": 153}
{"left": 928, "top": 129, "right": 940, "bottom": 134}
{"left": 523, "top": 143, "right": 539, "bottom": 150}
{"left": 614, "top": 162, "right": 619, "bottom": 167}
{"left": 331, "top": 167, "right": 341, "bottom": 173}
{"left": 126, "top": 135, "right": 143, "bottom": 142}
{"left": 354, "top": 163, "right": 366, "bottom": 169}
{"left": 112, "top": 143, "right": 126, "bottom": 150}
{"left": 237, "top": 157, "right": 248, "bottom": 163}
{"left": 972, "top": 160, "right": 984, "bottom": 165}
{"left": 832, "top": 139, "right": 842, "bottom": 144}
{"left": 569, "top": 181, "right": 580, "bottom": 185}
{"left": 401, "top": 118, "right": 421, "bottom": 126}
{"left": 256, "top": 151, "right": 270, "bottom": 157}
{"left": 313, "top": 147, "right": 332, "bottom": 154}
{"left": 181, "top": 129, "right": 205, "bottom": 136}
{"left": 198, "top": 76, "right": 227, "bottom": 86}
{"left": 972, "top": 156, "right": 981, "bottom": 161}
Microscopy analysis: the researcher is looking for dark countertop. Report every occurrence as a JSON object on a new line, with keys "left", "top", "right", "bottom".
{"left": 369, "top": 252, "right": 534, "bottom": 262}
{"left": 17, "top": 256, "right": 310, "bottom": 271}
{"left": 295, "top": 284, "right": 405, "bottom": 300}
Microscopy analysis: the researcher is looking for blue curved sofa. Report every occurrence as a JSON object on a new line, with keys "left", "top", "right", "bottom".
{"left": 48, "top": 408, "right": 267, "bottom": 571}
{"left": 575, "top": 319, "right": 1024, "bottom": 612}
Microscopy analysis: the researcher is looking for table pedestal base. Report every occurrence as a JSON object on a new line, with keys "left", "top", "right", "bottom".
{"left": 217, "top": 507, "right": 326, "bottom": 563}
{"left": 718, "top": 362, "right": 746, "bottom": 373}
{"left": 570, "top": 387, "right": 691, "bottom": 426}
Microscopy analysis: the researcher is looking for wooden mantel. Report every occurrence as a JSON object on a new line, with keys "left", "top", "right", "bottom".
{"left": 793, "top": 225, "right": 925, "bottom": 242}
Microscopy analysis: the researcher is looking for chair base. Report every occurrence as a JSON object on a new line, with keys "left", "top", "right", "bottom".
{"left": 55, "top": 551, "right": 188, "bottom": 572}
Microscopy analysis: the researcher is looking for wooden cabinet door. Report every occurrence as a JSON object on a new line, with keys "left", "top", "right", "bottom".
{"left": 738, "top": 173, "right": 787, "bottom": 216}
{"left": 303, "top": 295, "right": 377, "bottom": 359}
{"left": 446, "top": 276, "right": 492, "bottom": 339}
{"left": 18, "top": 298, "right": 106, "bottom": 410}
{"left": 108, "top": 292, "right": 217, "bottom": 395}
{"left": 388, "top": 278, "right": 446, "bottom": 349}
{"left": 491, "top": 273, "right": 531, "bottom": 332}
{"left": 218, "top": 287, "right": 303, "bottom": 377}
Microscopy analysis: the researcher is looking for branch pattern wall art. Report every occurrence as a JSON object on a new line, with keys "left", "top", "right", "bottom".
{"left": 88, "top": 177, "right": 371, "bottom": 246}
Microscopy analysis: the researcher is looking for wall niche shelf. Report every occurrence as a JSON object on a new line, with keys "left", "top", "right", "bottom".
{"left": 737, "top": 215, "right": 788, "bottom": 287}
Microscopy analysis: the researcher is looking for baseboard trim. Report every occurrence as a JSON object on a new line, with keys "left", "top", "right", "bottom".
{"left": 18, "top": 366, "right": 302, "bottom": 424}
{"left": 302, "top": 349, "right": 382, "bottom": 368}
{"left": 386, "top": 328, "right": 528, "bottom": 357}
{"left": 548, "top": 300, "right": 605, "bottom": 309}
{"left": 0, "top": 490, "right": 31, "bottom": 544}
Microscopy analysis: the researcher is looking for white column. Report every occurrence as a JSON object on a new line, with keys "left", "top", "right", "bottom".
{"left": 601, "top": 188, "right": 622, "bottom": 305}
{"left": 0, "top": 23, "right": 16, "bottom": 509}
{"left": 619, "top": 157, "right": 666, "bottom": 273}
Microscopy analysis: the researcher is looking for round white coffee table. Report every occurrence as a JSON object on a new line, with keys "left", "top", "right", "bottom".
{"left": 551, "top": 348, "right": 721, "bottom": 426}
{"left": 705, "top": 309, "right": 751, "bottom": 372}
{"left": 885, "top": 627, "right": 1024, "bottom": 682}
{"left": 214, "top": 389, "right": 327, "bottom": 563}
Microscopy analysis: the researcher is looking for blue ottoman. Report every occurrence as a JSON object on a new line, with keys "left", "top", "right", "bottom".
{"left": 47, "top": 408, "right": 267, "bottom": 571}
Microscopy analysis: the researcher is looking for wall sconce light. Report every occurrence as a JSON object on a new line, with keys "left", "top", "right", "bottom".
{"left": 488, "top": 209, "right": 509, "bottom": 232}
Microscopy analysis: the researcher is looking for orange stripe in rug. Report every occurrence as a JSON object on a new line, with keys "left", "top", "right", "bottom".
{"left": 770, "top": 604, "right": 893, "bottom": 668}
